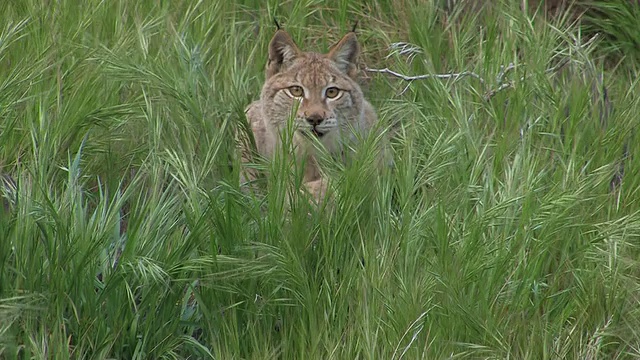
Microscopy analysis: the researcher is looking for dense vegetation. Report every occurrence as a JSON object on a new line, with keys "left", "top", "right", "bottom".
{"left": 1, "top": 0, "right": 639, "bottom": 358}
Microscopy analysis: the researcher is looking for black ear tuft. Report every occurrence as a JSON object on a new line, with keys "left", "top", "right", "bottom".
{"left": 274, "top": 18, "right": 281, "bottom": 30}
{"left": 351, "top": 20, "right": 359, "bottom": 33}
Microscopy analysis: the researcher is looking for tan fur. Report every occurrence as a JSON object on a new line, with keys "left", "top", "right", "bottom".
{"left": 240, "top": 29, "right": 380, "bottom": 202}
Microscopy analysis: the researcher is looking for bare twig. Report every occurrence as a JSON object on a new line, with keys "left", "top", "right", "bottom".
{"left": 496, "top": 63, "right": 516, "bottom": 84}
{"left": 366, "top": 63, "right": 569, "bottom": 100}
{"left": 367, "top": 33, "right": 598, "bottom": 100}
{"left": 365, "top": 67, "right": 485, "bottom": 84}
{"left": 482, "top": 54, "right": 578, "bottom": 100}
{"left": 483, "top": 82, "right": 514, "bottom": 100}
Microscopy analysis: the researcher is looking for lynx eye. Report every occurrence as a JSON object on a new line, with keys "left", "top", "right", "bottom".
{"left": 325, "top": 87, "right": 340, "bottom": 99}
{"left": 286, "top": 86, "right": 304, "bottom": 98}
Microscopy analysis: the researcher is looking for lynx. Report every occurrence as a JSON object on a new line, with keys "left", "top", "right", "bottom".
{"left": 241, "top": 28, "right": 381, "bottom": 201}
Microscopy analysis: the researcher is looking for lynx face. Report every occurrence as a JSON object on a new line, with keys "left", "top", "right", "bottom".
{"left": 259, "top": 30, "right": 367, "bottom": 154}
{"left": 243, "top": 29, "right": 380, "bottom": 200}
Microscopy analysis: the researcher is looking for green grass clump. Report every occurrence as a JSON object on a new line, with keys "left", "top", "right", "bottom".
{"left": 1, "top": 0, "right": 640, "bottom": 359}
{"left": 581, "top": 0, "right": 640, "bottom": 67}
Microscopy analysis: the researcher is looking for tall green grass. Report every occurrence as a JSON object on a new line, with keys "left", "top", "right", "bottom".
{"left": 1, "top": 0, "right": 639, "bottom": 358}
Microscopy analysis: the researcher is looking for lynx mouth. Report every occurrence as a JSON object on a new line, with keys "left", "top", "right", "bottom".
{"left": 301, "top": 127, "right": 325, "bottom": 138}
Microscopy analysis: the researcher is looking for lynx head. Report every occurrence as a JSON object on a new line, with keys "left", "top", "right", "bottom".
{"left": 259, "top": 29, "right": 365, "bottom": 150}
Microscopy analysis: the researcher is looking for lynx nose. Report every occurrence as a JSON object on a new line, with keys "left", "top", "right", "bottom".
{"left": 305, "top": 114, "right": 324, "bottom": 126}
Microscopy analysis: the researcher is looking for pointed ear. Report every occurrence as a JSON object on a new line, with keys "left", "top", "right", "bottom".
{"left": 327, "top": 32, "right": 360, "bottom": 78}
{"left": 266, "top": 30, "right": 300, "bottom": 78}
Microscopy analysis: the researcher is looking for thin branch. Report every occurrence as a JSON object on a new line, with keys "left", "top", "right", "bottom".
{"left": 496, "top": 63, "right": 516, "bottom": 84}
{"left": 365, "top": 67, "right": 485, "bottom": 84}
{"left": 367, "top": 33, "right": 596, "bottom": 100}
{"left": 482, "top": 57, "right": 572, "bottom": 100}
{"left": 483, "top": 82, "right": 514, "bottom": 100}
